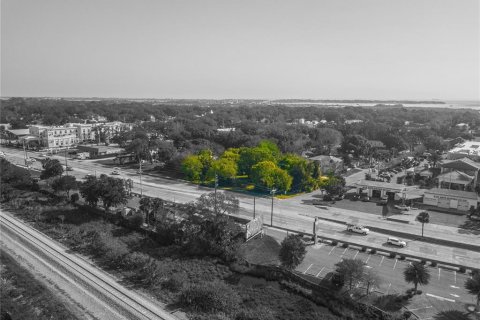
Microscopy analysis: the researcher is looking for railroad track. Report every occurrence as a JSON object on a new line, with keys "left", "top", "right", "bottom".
{"left": 0, "top": 212, "right": 178, "bottom": 320}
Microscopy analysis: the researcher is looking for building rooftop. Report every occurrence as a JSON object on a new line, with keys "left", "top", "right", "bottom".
{"left": 437, "top": 170, "right": 474, "bottom": 184}
{"left": 309, "top": 155, "right": 342, "bottom": 163}
{"left": 448, "top": 141, "right": 480, "bottom": 158}
{"left": 441, "top": 157, "right": 480, "bottom": 171}
{"left": 7, "top": 128, "right": 30, "bottom": 136}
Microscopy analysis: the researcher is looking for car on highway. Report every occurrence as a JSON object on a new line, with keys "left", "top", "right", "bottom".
{"left": 0, "top": 151, "right": 5, "bottom": 157}
{"left": 380, "top": 195, "right": 389, "bottom": 205}
{"left": 64, "top": 165, "right": 73, "bottom": 171}
{"left": 84, "top": 173, "right": 93, "bottom": 179}
{"left": 27, "top": 157, "right": 36, "bottom": 162}
{"left": 394, "top": 204, "right": 410, "bottom": 211}
{"left": 137, "top": 170, "right": 143, "bottom": 174}
{"left": 387, "top": 237, "right": 407, "bottom": 247}
{"left": 111, "top": 170, "right": 120, "bottom": 175}
{"left": 346, "top": 224, "right": 369, "bottom": 235}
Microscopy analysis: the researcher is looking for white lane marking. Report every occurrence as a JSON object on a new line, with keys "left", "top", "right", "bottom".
{"left": 385, "top": 283, "right": 391, "bottom": 294}
{"left": 328, "top": 247, "right": 336, "bottom": 255}
{"left": 304, "top": 264, "right": 313, "bottom": 274}
{"left": 365, "top": 265, "right": 373, "bottom": 269}
{"left": 353, "top": 251, "right": 359, "bottom": 259}
{"left": 379, "top": 256, "right": 385, "bottom": 266}
{"left": 426, "top": 293, "right": 456, "bottom": 302}
{"left": 450, "top": 294, "right": 460, "bottom": 298}
{"left": 450, "top": 285, "right": 460, "bottom": 289}
{"left": 365, "top": 255, "right": 371, "bottom": 264}
{"left": 454, "top": 271, "right": 457, "bottom": 284}
{"left": 393, "top": 259, "right": 398, "bottom": 270}
{"left": 409, "top": 306, "right": 433, "bottom": 311}
{"left": 341, "top": 247, "right": 348, "bottom": 255}
{"left": 316, "top": 266, "right": 325, "bottom": 277}
{"left": 438, "top": 268, "right": 441, "bottom": 281}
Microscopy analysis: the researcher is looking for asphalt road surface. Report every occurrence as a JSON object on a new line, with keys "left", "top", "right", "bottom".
{"left": 3, "top": 147, "right": 480, "bottom": 270}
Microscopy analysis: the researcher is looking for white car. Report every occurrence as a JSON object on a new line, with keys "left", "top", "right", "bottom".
{"left": 387, "top": 237, "right": 407, "bottom": 247}
{"left": 111, "top": 170, "right": 120, "bottom": 175}
{"left": 27, "top": 157, "right": 36, "bottom": 162}
{"left": 346, "top": 224, "right": 370, "bottom": 235}
{"left": 394, "top": 204, "right": 410, "bottom": 211}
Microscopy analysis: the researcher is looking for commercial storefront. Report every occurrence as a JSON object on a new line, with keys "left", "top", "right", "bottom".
{"left": 423, "top": 188, "right": 478, "bottom": 211}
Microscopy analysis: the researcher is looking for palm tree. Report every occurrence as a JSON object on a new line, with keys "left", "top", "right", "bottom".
{"left": 404, "top": 262, "right": 430, "bottom": 292}
{"left": 465, "top": 272, "right": 480, "bottom": 310}
{"left": 417, "top": 211, "right": 430, "bottom": 237}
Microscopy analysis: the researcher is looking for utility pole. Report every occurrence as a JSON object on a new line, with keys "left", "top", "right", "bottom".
{"left": 270, "top": 188, "right": 277, "bottom": 226}
{"left": 64, "top": 146, "right": 69, "bottom": 176}
{"left": 214, "top": 173, "right": 218, "bottom": 215}
{"left": 139, "top": 158, "right": 143, "bottom": 197}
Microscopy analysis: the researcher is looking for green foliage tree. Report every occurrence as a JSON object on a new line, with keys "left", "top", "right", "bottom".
{"left": 465, "top": 272, "right": 480, "bottom": 310}
{"left": 51, "top": 175, "right": 77, "bottom": 198}
{"left": 181, "top": 155, "right": 203, "bottom": 182}
{"left": 279, "top": 234, "right": 307, "bottom": 270}
{"left": 238, "top": 146, "right": 276, "bottom": 176}
{"left": 208, "top": 157, "right": 238, "bottom": 183}
{"left": 416, "top": 211, "right": 430, "bottom": 237}
{"left": 334, "top": 258, "right": 365, "bottom": 290}
{"left": 40, "top": 158, "right": 63, "bottom": 180}
{"left": 139, "top": 197, "right": 165, "bottom": 225}
{"left": 404, "top": 262, "right": 431, "bottom": 292}
{"left": 251, "top": 161, "right": 292, "bottom": 192}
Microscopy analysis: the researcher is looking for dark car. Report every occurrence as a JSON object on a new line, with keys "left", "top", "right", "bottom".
{"left": 323, "top": 194, "right": 333, "bottom": 201}
{"left": 352, "top": 194, "right": 360, "bottom": 201}
{"left": 360, "top": 195, "right": 370, "bottom": 202}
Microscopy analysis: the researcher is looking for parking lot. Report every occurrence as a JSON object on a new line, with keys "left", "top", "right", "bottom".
{"left": 293, "top": 242, "right": 475, "bottom": 320}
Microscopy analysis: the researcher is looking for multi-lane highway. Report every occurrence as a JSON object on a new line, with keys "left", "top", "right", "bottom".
{"left": 2, "top": 146, "right": 480, "bottom": 270}
{"left": 0, "top": 211, "right": 180, "bottom": 320}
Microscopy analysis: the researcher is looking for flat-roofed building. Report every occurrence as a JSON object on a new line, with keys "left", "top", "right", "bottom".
{"left": 447, "top": 141, "right": 480, "bottom": 160}
{"left": 423, "top": 188, "right": 478, "bottom": 211}
{"left": 29, "top": 125, "right": 78, "bottom": 149}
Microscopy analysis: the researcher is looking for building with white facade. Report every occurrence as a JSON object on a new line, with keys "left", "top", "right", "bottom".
{"left": 29, "top": 125, "right": 78, "bottom": 149}
{"left": 447, "top": 141, "right": 480, "bottom": 161}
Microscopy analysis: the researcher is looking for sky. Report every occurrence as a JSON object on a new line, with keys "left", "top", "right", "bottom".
{"left": 1, "top": 0, "right": 479, "bottom": 100}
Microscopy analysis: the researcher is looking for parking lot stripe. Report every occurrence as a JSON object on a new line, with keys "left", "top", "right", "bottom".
{"left": 353, "top": 251, "right": 359, "bottom": 259}
{"left": 438, "top": 268, "right": 441, "bottom": 281}
{"left": 385, "top": 283, "right": 391, "bottom": 294}
{"left": 426, "top": 293, "right": 455, "bottom": 303}
{"left": 393, "top": 259, "right": 398, "bottom": 270}
{"left": 341, "top": 247, "right": 348, "bottom": 255}
{"left": 365, "top": 255, "right": 371, "bottom": 264}
{"left": 379, "top": 256, "right": 385, "bottom": 266}
{"left": 328, "top": 247, "right": 336, "bottom": 255}
{"left": 316, "top": 266, "right": 325, "bottom": 277}
{"left": 454, "top": 271, "right": 456, "bottom": 284}
{"left": 409, "top": 306, "right": 433, "bottom": 311}
{"left": 304, "top": 264, "right": 313, "bottom": 274}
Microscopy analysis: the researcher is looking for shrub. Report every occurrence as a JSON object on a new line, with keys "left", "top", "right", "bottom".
{"left": 342, "top": 243, "right": 349, "bottom": 248}
{"left": 420, "top": 259, "right": 427, "bottom": 265}
{"left": 430, "top": 261, "right": 437, "bottom": 267}
{"left": 370, "top": 249, "right": 377, "bottom": 254}
{"left": 403, "top": 310, "right": 412, "bottom": 319}
{"left": 70, "top": 193, "right": 79, "bottom": 203}
{"left": 331, "top": 240, "right": 338, "bottom": 246}
{"left": 399, "top": 255, "right": 406, "bottom": 260}
{"left": 126, "top": 213, "right": 144, "bottom": 229}
{"left": 137, "top": 259, "right": 169, "bottom": 287}
{"left": 123, "top": 252, "right": 151, "bottom": 271}
{"left": 180, "top": 280, "right": 241, "bottom": 314}
{"left": 101, "top": 238, "right": 130, "bottom": 268}
{"left": 235, "top": 307, "right": 276, "bottom": 320}
{"left": 416, "top": 290, "right": 422, "bottom": 295}
{"left": 360, "top": 246, "right": 367, "bottom": 252}
{"left": 389, "top": 252, "right": 396, "bottom": 259}
{"left": 162, "top": 272, "right": 188, "bottom": 292}
{"left": 279, "top": 235, "right": 307, "bottom": 270}
{"left": 459, "top": 266, "right": 466, "bottom": 273}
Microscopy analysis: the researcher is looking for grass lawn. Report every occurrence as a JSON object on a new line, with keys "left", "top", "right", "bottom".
{"left": 238, "top": 235, "right": 281, "bottom": 265}
{"left": 0, "top": 250, "right": 79, "bottom": 320}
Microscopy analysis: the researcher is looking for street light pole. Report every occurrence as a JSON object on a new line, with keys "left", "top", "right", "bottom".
{"left": 139, "top": 158, "right": 143, "bottom": 197}
{"left": 214, "top": 173, "right": 218, "bottom": 215}
{"left": 270, "top": 188, "right": 277, "bottom": 226}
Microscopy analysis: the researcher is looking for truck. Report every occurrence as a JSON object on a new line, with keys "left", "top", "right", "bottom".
{"left": 346, "top": 224, "right": 369, "bottom": 235}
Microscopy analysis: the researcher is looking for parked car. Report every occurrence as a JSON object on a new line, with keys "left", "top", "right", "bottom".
{"left": 380, "top": 195, "right": 389, "bottom": 205}
{"left": 360, "top": 195, "right": 370, "bottom": 202}
{"left": 387, "top": 237, "right": 407, "bottom": 247}
{"left": 347, "top": 224, "right": 369, "bottom": 235}
{"left": 334, "top": 194, "right": 345, "bottom": 201}
{"left": 394, "top": 204, "right": 410, "bottom": 211}
{"left": 351, "top": 194, "right": 360, "bottom": 201}
{"left": 111, "top": 170, "right": 120, "bottom": 175}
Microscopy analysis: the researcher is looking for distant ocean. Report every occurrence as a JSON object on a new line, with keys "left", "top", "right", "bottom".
{"left": 275, "top": 100, "right": 480, "bottom": 110}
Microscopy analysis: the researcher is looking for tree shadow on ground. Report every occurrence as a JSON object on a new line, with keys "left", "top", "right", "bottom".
{"left": 373, "top": 294, "right": 409, "bottom": 312}
{"left": 457, "top": 220, "right": 480, "bottom": 235}
{"left": 433, "top": 309, "right": 472, "bottom": 320}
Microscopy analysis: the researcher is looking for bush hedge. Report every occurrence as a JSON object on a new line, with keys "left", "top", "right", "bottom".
{"left": 180, "top": 280, "right": 241, "bottom": 314}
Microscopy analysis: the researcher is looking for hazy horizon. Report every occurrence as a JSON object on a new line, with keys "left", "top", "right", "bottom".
{"left": 2, "top": 0, "right": 479, "bottom": 100}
